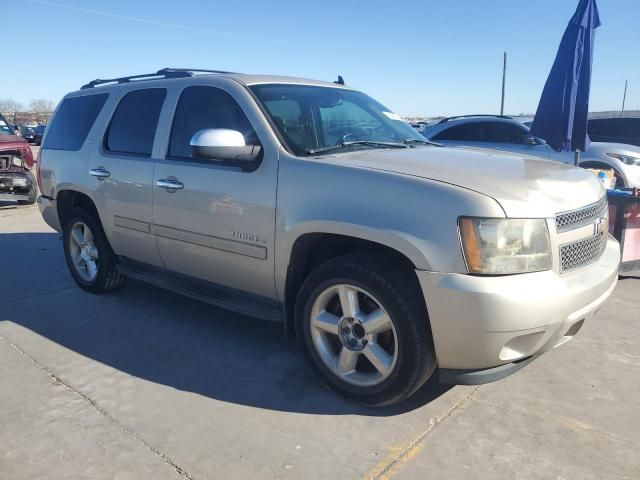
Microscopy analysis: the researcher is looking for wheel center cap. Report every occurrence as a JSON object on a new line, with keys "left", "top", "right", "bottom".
{"left": 339, "top": 317, "right": 367, "bottom": 351}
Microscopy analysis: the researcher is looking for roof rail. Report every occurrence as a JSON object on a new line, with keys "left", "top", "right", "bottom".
{"left": 438, "top": 114, "right": 513, "bottom": 124}
{"left": 81, "top": 67, "right": 237, "bottom": 90}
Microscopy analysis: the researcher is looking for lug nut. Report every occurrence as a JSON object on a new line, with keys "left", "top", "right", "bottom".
{"left": 349, "top": 338, "right": 358, "bottom": 347}
{"left": 348, "top": 317, "right": 354, "bottom": 324}
{"left": 362, "top": 339, "right": 368, "bottom": 346}
{"left": 342, "top": 327, "right": 351, "bottom": 335}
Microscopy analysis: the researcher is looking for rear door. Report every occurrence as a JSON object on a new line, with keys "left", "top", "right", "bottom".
{"left": 89, "top": 88, "right": 166, "bottom": 267}
{"left": 151, "top": 83, "right": 278, "bottom": 299}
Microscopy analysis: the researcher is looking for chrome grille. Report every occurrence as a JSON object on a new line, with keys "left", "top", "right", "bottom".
{"left": 560, "top": 233, "right": 607, "bottom": 273}
{"left": 555, "top": 196, "right": 608, "bottom": 232}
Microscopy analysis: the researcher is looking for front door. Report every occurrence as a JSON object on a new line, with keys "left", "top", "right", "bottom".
{"left": 89, "top": 88, "right": 166, "bottom": 267}
{"left": 152, "top": 84, "right": 278, "bottom": 299}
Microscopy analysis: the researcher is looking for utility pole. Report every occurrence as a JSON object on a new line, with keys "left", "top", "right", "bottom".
{"left": 500, "top": 52, "right": 507, "bottom": 116}
{"left": 621, "top": 80, "right": 628, "bottom": 116}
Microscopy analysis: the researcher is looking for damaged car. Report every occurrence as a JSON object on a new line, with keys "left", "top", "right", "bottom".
{"left": 0, "top": 112, "right": 37, "bottom": 204}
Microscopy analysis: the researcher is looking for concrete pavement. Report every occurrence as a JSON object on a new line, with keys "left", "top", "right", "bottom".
{"left": 1, "top": 203, "right": 639, "bottom": 479}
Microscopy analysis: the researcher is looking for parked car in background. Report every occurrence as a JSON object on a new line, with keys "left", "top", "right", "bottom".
{"left": 33, "top": 124, "right": 46, "bottom": 146}
{"left": 0, "top": 113, "right": 37, "bottom": 204}
{"left": 37, "top": 68, "right": 621, "bottom": 406}
{"left": 588, "top": 117, "right": 640, "bottom": 147}
{"left": 18, "top": 125, "right": 36, "bottom": 143}
{"left": 423, "top": 115, "right": 640, "bottom": 188}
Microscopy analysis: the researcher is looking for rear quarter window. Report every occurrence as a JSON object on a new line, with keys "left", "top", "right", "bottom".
{"left": 43, "top": 94, "right": 109, "bottom": 151}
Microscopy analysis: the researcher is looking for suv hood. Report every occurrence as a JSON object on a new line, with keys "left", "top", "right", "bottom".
{"left": 332, "top": 146, "right": 604, "bottom": 218}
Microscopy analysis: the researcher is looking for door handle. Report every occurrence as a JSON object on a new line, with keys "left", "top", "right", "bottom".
{"left": 156, "top": 178, "right": 184, "bottom": 190}
{"left": 89, "top": 167, "right": 110, "bottom": 179}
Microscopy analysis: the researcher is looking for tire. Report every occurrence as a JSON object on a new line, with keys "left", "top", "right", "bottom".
{"left": 17, "top": 171, "right": 38, "bottom": 205}
{"left": 296, "top": 253, "right": 436, "bottom": 407}
{"left": 62, "top": 207, "right": 125, "bottom": 293}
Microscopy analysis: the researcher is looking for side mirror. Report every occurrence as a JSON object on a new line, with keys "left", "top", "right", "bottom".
{"left": 519, "top": 134, "right": 539, "bottom": 146}
{"left": 190, "top": 129, "right": 262, "bottom": 168}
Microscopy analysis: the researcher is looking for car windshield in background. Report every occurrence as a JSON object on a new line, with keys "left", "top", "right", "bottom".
{"left": 0, "top": 114, "right": 14, "bottom": 136}
{"left": 250, "top": 84, "right": 425, "bottom": 156}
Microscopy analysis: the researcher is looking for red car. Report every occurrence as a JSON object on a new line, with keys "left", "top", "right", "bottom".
{"left": 0, "top": 112, "right": 37, "bottom": 204}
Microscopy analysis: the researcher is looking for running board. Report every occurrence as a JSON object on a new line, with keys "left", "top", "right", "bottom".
{"left": 117, "top": 258, "right": 283, "bottom": 322}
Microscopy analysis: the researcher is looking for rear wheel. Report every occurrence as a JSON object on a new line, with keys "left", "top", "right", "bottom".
{"left": 62, "top": 207, "right": 124, "bottom": 293}
{"left": 296, "top": 254, "right": 436, "bottom": 407}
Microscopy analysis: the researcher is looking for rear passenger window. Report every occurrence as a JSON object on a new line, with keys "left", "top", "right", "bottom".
{"left": 106, "top": 89, "right": 166, "bottom": 156}
{"left": 168, "top": 86, "right": 257, "bottom": 159}
{"left": 43, "top": 94, "right": 108, "bottom": 150}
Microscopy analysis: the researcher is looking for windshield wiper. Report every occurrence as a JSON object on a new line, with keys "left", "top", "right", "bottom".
{"left": 306, "top": 141, "right": 409, "bottom": 155}
{"left": 403, "top": 138, "right": 443, "bottom": 147}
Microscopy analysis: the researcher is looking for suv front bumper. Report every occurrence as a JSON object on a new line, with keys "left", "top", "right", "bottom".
{"left": 416, "top": 235, "right": 620, "bottom": 384}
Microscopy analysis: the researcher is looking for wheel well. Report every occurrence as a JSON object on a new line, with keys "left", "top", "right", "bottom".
{"left": 284, "top": 233, "right": 418, "bottom": 337}
{"left": 56, "top": 190, "right": 100, "bottom": 225}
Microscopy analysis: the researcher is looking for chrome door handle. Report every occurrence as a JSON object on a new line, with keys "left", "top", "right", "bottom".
{"left": 156, "top": 178, "right": 184, "bottom": 190}
{"left": 89, "top": 167, "right": 110, "bottom": 179}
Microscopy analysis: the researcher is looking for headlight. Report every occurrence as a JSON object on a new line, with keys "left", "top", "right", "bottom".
{"left": 11, "top": 156, "right": 23, "bottom": 167}
{"left": 607, "top": 153, "right": 640, "bottom": 166}
{"left": 459, "top": 217, "right": 552, "bottom": 275}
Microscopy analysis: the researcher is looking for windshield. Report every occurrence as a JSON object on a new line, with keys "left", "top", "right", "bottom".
{"left": 250, "top": 84, "right": 425, "bottom": 156}
{"left": 0, "top": 113, "right": 14, "bottom": 136}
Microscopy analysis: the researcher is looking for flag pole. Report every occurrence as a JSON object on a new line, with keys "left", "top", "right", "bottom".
{"left": 500, "top": 52, "right": 507, "bottom": 115}
{"left": 621, "top": 80, "right": 628, "bottom": 116}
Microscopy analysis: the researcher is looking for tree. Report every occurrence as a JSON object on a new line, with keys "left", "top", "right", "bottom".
{"left": 0, "top": 98, "right": 25, "bottom": 123}
{"left": 29, "top": 98, "right": 55, "bottom": 113}
{"left": 28, "top": 98, "right": 55, "bottom": 123}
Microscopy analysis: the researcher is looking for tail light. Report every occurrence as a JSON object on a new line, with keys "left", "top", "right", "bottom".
{"left": 36, "top": 148, "right": 42, "bottom": 193}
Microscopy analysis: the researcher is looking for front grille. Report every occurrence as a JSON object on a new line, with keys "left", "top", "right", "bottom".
{"left": 555, "top": 196, "right": 608, "bottom": 232}
{"left": 560, "top": 233, "right": 607, "bottom": 273}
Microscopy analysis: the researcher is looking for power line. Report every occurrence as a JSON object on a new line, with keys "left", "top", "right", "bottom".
{"left": 22, "top": 0, "right": 274, "bottom": 41}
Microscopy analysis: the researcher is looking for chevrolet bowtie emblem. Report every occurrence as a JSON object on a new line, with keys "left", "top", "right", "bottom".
{"left": 594, "top": 217, "right": 608, "bottom": 236}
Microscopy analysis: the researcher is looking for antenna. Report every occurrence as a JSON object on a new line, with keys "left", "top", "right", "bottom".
{"left": 335, "top": 75, "right": 345, "bottom": 85}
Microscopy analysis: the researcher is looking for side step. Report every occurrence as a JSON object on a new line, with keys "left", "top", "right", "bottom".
{"left": 117, "top": 259, "right": 283, "bottom": 322}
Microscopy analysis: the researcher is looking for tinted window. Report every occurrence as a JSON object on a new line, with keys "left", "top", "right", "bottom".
{"left": 483, "top": 122, "right": 528, "bottom": 143}
{"left": 106, "top": 89, "right": 166, "bottom": 156}
{"left": 432, "top": 123, "right": 485, "bottom": 141}
{"left": 43, "top": 94, "right": 108, "bottom": 150}
{"left": 169, "top": 86, "right": 257, "bottom": 159}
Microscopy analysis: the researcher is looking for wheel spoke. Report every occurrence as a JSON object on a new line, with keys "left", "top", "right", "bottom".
{"left": 364, "top": 308, "right": 393, "bottom": 335}
{"left": 86, "top": 260, "right": 98, "bottom": 279}
{"left": 83, "top": 225, "right": 94, "bottom": 243}
{"left": 364, "top": 343, "right": 393, "bottom": 376}
{"left": 312, "top": 310, "right": 340, "bottom": 336}
{"left": 338, "top": 285, "right": 360, "bottom": 318}
{"left": 71, "top": 229, "right": 84, "bottom": 247}
{"left": 88, "top": 245, "right": 99, "bottom": 260}
{"left": 336, "top": 348, "right": 359, "bottom": 375}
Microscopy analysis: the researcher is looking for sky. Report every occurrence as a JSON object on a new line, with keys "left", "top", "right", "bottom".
{"left": 1, "top": 0, "right": 638, "bottom": 116}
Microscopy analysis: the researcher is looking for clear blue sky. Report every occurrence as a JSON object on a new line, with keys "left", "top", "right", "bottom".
{"left": 1, "top": 0, "right": 638, "bottom": 116}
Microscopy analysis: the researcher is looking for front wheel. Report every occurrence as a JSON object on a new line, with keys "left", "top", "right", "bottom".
{"left": 296, "top": 254, "right": 436, "bottom": 407}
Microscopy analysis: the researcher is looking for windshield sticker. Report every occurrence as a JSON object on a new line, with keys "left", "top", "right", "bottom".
{"left": 382, "top": 111, "right": 404, "bottom": 122}
{"left": 0, "top": 121, "right": 6, "bottom": 126}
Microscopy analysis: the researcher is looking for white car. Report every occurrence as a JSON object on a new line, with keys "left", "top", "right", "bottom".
{"left": 423, "top": 115, "right": 640, "bottom": 188}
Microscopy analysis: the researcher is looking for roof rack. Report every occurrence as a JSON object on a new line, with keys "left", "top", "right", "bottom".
{"left": 81, "top": 67, "right": 237, "bottom": 90}
{"left": 438, "top": 114, "right": 513, "bottom": 124}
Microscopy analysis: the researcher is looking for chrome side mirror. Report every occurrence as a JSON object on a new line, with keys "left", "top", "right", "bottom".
{"left": 190, "top": 129, "right": 262, "bottom": 167}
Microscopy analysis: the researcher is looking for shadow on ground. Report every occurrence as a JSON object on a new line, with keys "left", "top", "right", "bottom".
{"left": 0, "top": 232, "right": 452, "bottom": 417}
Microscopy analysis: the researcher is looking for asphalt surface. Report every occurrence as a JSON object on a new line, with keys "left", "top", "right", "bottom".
{"left": 1, "top": 202, "right": 639, "bottom": 480}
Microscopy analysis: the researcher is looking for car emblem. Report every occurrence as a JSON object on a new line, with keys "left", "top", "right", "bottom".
{"left": 594, "top": 217, "right": 608, "bottom": 236}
